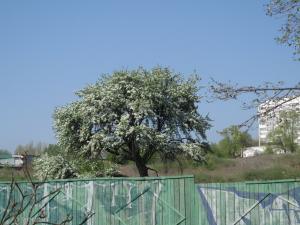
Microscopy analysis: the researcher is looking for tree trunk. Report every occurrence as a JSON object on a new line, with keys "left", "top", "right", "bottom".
{"left": 135, "top": 160, "right": 149, "bottom": 177}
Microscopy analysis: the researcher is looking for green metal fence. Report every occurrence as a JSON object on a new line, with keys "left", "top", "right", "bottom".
{"left": 2, "top": 176, "right": 300, "bottom": 225}
{"left": 0, "top": 176, "right": 196, "bottom": 225}
{"left": 195, "top": 179, "right": 300, "bottom": 225}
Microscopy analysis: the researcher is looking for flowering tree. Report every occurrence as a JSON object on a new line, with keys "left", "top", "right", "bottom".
{"left": 33, "top": 153, "right": 118, "bottom": 180}
{"left": 33, "top": 154, "right": 76, "bottom": 180}
{"left": 54, "top": 67, "right": 211, "bottom": 176}
{"left": 267, "top": 0, "right": 300, "bottom": 59}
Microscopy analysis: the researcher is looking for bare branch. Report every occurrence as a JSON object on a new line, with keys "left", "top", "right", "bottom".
{"left": 209, "top": 79, "right": 300, "bottom": 128}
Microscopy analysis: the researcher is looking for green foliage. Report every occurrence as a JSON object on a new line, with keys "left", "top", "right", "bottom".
{"left": 15, "top": 142, "right": 47, "bottom": 155}
{"left": 210, "top": 143, "right": 224, "bottom": 158}
{"left": 0, "top": 149, "right": 11, "bottom": 158}
{"left": 54, "top": 67, "right": 211, "bottom": 176}
{"left": 204, "top": 154, "right": 220, "bottom": 170}
{"left": 204, "top": 154, "right": 234, "bottom": 170}
{"left": 268, "top": 110, "right": 300, "bottom": 153}
{"left": 242, "top": 166, "right": 299, "bottom": 181}
{"left": 43, "top": 144, "right": 61, "bottom": 156}
{"left": 72, "top": 158, "right": 119, "bottom": 178}
{"left": 264, "top": 145, "right": 275, "bottom": 154}
{"left": 215, "top": 126, "right": 254, "bottom": 158}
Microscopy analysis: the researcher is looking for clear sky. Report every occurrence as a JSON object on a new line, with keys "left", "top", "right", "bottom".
{"left": 1, "top": 1, "right": 299, "bottom": 152}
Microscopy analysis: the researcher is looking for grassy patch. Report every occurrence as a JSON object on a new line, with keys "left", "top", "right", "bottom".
{"left": 119, "top": 153, "right": 300, "bottom": 183}
{"left": 0, "top": 168, "right": 30, "bottom": 181}
{"left": 204, "top": 154, "right": 234, "bottom": 170}
{"left": 242, "top": 166, "right": 300, "bottom": 181}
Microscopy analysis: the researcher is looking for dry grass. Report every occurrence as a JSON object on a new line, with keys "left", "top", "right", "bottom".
{"left": 119, "top": 153, "right": 300, "bottom": 183}
{"left": 2, "top": 153, "right": 300, "bottom": 183}
{"left": 0, "top": 167, "right": 31, "bottom": 181}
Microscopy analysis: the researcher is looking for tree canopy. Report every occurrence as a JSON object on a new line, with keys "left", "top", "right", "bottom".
{"left": 0, "top": 149, "right": 11, "bottom": 157}
{"left": 54, "top": 67, "right": 211, "bottom": 176}
{"left": 268, "top": 110, "right": 300, "bottom": 152}
{"left": 15, "top": 142, "right": 47, "bottom": 156}
{"left": 215, "top": 126, "right": 254, "bottom": 158}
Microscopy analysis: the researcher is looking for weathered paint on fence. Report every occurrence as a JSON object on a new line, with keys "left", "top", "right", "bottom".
{"left": 195, "top": 179, "right": 300, "bottom": 225}
{"left": 3, "top": 176, "right": 300, "bottom": 225}
{"left": 0, "top": 176, "right": 196, "bottom": 225}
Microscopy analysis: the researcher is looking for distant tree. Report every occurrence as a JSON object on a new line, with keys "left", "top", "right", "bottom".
{"left": 268, "top": 110, "right": 300, "bottom": 153}
{"left": 15, "top": 142, "right": 47, "bottom": 155}
{"left": 43, "top": 144, "right": 61, "bottom": 156}
{"left": 266, "top": 0, "right": 300, "bottom": 59}
{"left": 217, "top": 125, "right": 254, "bottom": 158}
{"left": 209, "top": 143, "right": 225, "bottom": 158}
{"left": 54, "top": 67, "right": 211, "bottom": 176}
{"left": 0, "top": 149, "right": 11, "bottom": 157}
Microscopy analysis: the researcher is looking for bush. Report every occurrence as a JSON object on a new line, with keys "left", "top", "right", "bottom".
{"left": 33, "top": 154, "right": 119, "bottom": 180}
{"left": 264, "top": 145, "right": 274, "bottom": 154}
{"left": 33, "top": 154, "right": 77, "bottom": 180}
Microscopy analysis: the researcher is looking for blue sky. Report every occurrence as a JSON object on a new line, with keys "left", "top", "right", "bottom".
{"left": 0, "top": 1, "right": 299, "bottom": 152}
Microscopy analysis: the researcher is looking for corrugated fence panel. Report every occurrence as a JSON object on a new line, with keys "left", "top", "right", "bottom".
{"left": 0, "top": 176, "right": 194, "bottom": 225}
{"left": 4, "top": 176, "right": 300, "bottom": 225}
{"left": 195, "top": 179, "right": 300, "bottom": 225}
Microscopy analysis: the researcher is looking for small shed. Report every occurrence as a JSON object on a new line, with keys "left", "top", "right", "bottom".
{"left": 0, "top": 155, "right": 24, "bottom": 168}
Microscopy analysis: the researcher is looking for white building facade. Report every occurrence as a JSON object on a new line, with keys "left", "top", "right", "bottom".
{"left": 258, "top": 96, "right": 300, "bottom": 145}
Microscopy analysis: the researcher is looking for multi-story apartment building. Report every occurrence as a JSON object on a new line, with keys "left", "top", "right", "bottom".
{"left": 258, "top": 96, "right": 300, "bottom": 145}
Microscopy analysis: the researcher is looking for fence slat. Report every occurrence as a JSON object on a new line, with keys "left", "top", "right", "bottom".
{"left": 196, "top": 179, "right": 300, "bottom": 225}
{"left": 0, "top": 176, "right": 193, "bottom": 225}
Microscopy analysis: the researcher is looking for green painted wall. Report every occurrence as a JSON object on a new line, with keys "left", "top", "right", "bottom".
{"left": 195, "top": 179, "right": 300, "bottom": 225}
{"left": 0, "top": 176, "right": 195, "bottom": 225}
